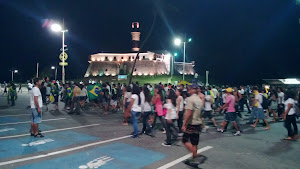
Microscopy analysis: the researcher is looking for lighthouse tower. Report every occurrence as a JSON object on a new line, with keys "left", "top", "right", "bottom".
{"left": 131, "top": 22, "right": 141, "bottom": 52}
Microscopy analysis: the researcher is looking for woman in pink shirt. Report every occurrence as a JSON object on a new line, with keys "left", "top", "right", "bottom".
{"left": 216, "top": 88, "right": 241, "bottom": 136}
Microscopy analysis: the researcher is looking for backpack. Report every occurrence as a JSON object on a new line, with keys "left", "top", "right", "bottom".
{"left": 294, "top": 102, "right": 300, "bottom": 117}
{"left": 260, "top": 94, "right": 269, "bottom": 109}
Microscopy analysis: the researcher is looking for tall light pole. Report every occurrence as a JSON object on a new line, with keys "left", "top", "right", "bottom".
{"left": 174, "top": 36, "right": 192, "bottom": 81}
{"left": 12, "top": 70, "right": 18, "bottom": 81}
{"left": 51, "top": 66, "right": 57, "bottom": 81}
{"left": 51, "top": 23, "right": 68, "bottom": 84}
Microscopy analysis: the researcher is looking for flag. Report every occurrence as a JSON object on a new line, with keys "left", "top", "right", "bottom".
{"left": 88, "top": 84, "right": 102, "bottom": 100}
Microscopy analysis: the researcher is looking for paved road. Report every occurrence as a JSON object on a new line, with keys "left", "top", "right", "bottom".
{"left": 0, "top": 92, "right": 299, "bottom": 169}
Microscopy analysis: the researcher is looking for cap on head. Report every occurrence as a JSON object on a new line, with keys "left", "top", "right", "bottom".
{"left": 189, "top": 83, "right": 199, "bottom": 89}
{"left": 225, "top": 87, "right": 233, "bottom": 93}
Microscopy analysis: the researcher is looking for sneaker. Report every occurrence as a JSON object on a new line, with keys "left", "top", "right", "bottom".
{"left": 162, "top": 130, "right": 166, "bottom": 134}
{"left": 233, "top": 131, "right": 241, "bottom": 136}
{"left": 131, "top": 135, "right": 139, "bottom": 138}
{"left": 201, "top": 128, "right": 207, "bottom": 133}
{"left": 178, "top": 133, "right": 184, "bottom": 137}
{"left": 204, "top": 126, "right": 209, "bottom": 129}
{"left": 162, "top": 142, "right": 171, "bottom": 147}
{"left": 217, "top": 128, "right": 224, "bottom": 133}
{"left": 34, "top": 133, "right": 44, "bottom": 138}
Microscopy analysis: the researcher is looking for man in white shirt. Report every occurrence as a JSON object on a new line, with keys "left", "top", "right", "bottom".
{"left": 278, "top": 87, "right": 285, "bottom": 117}
{"left": 30, "top": 78, "right": 44, "bottom": 137}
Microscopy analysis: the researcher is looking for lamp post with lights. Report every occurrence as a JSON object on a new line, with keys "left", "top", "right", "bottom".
{"left": 51, "top": 66, "right": 58, "bottom": 81}
{"left": 11, "top": 70, "right": 18, "bottom": 82}
{"left": 174, "top": 36, "right": 192, "bottom": 81}
{"left": 50, "top": 23, "right": 68, "bottom": 84}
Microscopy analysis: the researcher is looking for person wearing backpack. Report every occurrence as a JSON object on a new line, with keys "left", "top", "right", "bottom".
{"left": 283, "top": 90, "right": 298, "bottom": 141}
{"left": 250, "top": 88, "right": 270, "bottom": 130}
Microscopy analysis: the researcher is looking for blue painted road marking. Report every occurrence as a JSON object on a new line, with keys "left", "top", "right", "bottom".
{"left": 0, "top": 123, "right": 54, "bottom": 136}
{"left": 16, "top": 143, "right": 166, "bottom": 169}
{"left": 0, "top": 117, "right": 20, "bottom": 123}
{"left": 0, "top": 131, "right": 98, "bottom": 159}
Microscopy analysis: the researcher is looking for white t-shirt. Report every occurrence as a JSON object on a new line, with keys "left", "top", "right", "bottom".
{"left": 284, "top": 98, "right": 296, "bottom": 115}
{"left": 278, "top": 92, "right": 284, "bottom": 104}
{"left": 131, "top": 94, "right": 144, "bottom": 112}
{"left": 177, "top": 96, "right": 184, "bottom": 111}
{"left": 211, "top": 88, "right": 218, "bottom": 99}
{"left": 164, "top": 101, "right": 177, "bottom": 120}
{"left": 239, "top": 89, "right": 245, "bottom": 95}
{"left": 46, "top": 87, "right": 51, "bottom": 95}
{"left": 125, "top": 92, "right": 131, "bottom": 103}
{"left": 255, "top": 94, "right": 263, "bottom": 108}
{"left": 79, "top": 88, "right": 88, "bottom": 97}
{"left": 28, "top": 83, "right": 33, "bottom": 89}
{"left": 204, "top": 95, "right": 212, "bottom": 111}
{"left": 222, "top": 93, "right": 227, "bottom": 103}
{"left": 30, "top": 87, "right": 43, "bottom": 108}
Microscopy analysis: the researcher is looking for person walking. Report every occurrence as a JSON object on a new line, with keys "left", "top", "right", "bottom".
{"left": 162, "top": 89, "right": 179, "bottom": 146}
{"left": 18, "top": 83, "right": 22, "bottom": 93}
{"left": 151, "top": 85, "right": 167, "bottom": 133}
{"left": 140, "top": 87, "right": 154, "bottom": 136}
{"left": 51, "top": 83, "right": 60, "bottom": 110}
{"left": 79, "top": 84, "right": 88, "bottom": 109}
{"left": 8, "top": 82, "right": 17, "bottom": 106}
{"left": 250, "top": 88, "right": 270, "bottom": 130}
{"left": 217, "top": 88, "right": 241, "bottom": 136}
{"left": 176, "top": 89, "right": 184, "bottom": 136}
{"left": 202, "top": 91, "right": 217, "bottom": 129}
{"left": 30, "top": 78, "right": 44, "bottom": 137}
{"left": 283, "top": 90, "right": 298, "bottom": 141}
{"left": 269, "top": 90, "right": 278, "bottom": 122}
{"left": 128, "top": 85, "right": 144, "bottom": 138}
{"left": 123, "top": 85, "right": 131, "bottom": 125}
{"left": 69, "top": 83, "right": 81, "bottom": 114}
{"left": 181, "top": 84, "right": 204, "bottom": 165}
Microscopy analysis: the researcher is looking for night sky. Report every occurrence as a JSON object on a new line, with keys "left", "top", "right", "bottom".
{"left": 1, "top": 0, "right": 300, "bottom": 85}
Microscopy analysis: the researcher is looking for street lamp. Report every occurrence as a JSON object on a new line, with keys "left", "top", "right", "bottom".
{"left": 174, "top": 52, "right": 178, "bottom": 57}
{"left": 12, "top": 70, "right": 18, "bottom": 81}
{"left": 173, "top": 35, "right": 192, "bottom": 81}
{"left": 51, "top": 23, "right": 68, "bottom": 84}
{"left": 51, "top": 66, "right": 58, "bottom": 81}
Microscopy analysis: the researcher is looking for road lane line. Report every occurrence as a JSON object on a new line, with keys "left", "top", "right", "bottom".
{"left": 0, "top": 118, "right": 67, "bottom": 126}
{"left": 157, "top": 146, "right": 213, "bottom": 169}
{"left": 0, "top": 114, "right": 29, "bottom": 117}
{"left": 0, "top": 124, "right": 100, "bottom": 139}
{"left": 0, "top": 135, "right": 131, "bottom": 166}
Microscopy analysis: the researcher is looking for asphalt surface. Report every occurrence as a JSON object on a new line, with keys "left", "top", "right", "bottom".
{"left": 0, "top": 90, "right": 299, "bottom": 169}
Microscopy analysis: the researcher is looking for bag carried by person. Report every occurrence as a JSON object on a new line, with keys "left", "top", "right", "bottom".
{"left": 49, "top": 95, "right": 55, "bottom": 102}
{"left": 260, "top": 94, "right": 269, "bottom": 109}
{"left": 294, "top": 102, "right": 300, "bottom": 117}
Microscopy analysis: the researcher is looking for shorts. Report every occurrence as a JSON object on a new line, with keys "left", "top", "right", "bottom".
{"left": 182, "top": 125, "right": 201, "bottom": 145}
{"left": 54, "top": 94, "right": 59, "bottom": 103}
{"left": 91, "top": 99, "right": 98, "bottom": 104}
{"left": 255, "top": 108, "right": 266, "bottom": 119}
{"left": 225, "top": 112, "right": 237, "bottom": 122}
{"left": 110, "top": 99, "right": 117, "bottom": 106}
{"left": 80, "top": 96, "right": 87, "bottom": 101}
{"left": 31, "top": 108, "right": 42, "bottom": 124}
{"left": 202, "top": 111, "right": 213, "bottom": 119}
{"left": 102, "top": 100, "right": 108, "bottom": 106}
{"left": 125, "top": 102, "right": 130, "bottom": 109}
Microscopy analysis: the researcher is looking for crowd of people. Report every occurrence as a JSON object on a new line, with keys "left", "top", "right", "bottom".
{"left": 1, "top": 78, "right": 299, "bottom": 165}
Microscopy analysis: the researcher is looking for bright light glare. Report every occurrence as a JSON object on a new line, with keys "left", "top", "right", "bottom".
{"left": 188, "top": 38, "right": 192, "bottom": 42}
{"left": 51, "top": 24, "right": 62, "bottom": 32}
{"left": 174, "top": 53, "right": 178, "bottom": 56}
{"left": 51, "top": 66, "right": 55, "bottom": 70}
{"left": 280, "top": 78, "right": 300, "bottom": 84}
{"left": 14, "top": 70, "right": 18, "bottom": 73}
{"left": 174, "top": 38, "right": 182, "bottom": 46}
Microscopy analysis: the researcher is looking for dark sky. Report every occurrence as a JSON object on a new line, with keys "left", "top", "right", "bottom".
{"left": 1, "top": 0, "right": 300, "bottom": 85}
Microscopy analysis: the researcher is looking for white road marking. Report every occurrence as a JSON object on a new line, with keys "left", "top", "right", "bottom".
{"left": 0, "top": 109, "right": 21, "bottom": 112}
{"left": 79, "top": 156, "right": 114, "bottom": 168}
{"left": 0, "top": 114, "right": 29, "bottom": 117}
{"left": 0, "top": 118, "right": 67, "bottom": 126}
{"left": 0, "top": 128, "right": 16, "bottom": 132}
{"left": 0, "top": 135, "right": 131, "bottom": 166}
{"left": 157, "top": 146, "right": 213, "bottom": 169}
{"left": 0, "top": 124, "right": 100, "bottom": 139}
{"left": 21, "top": 139, "right": 54, "bottom": 147}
